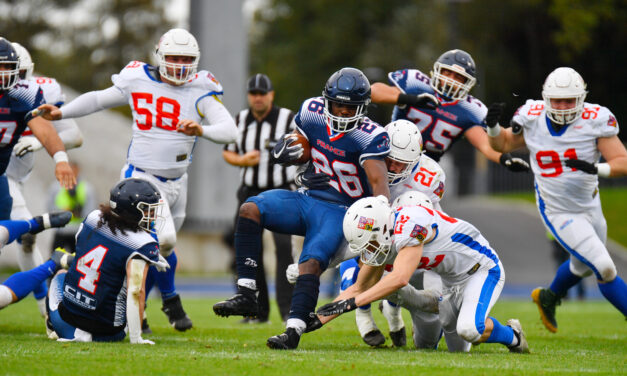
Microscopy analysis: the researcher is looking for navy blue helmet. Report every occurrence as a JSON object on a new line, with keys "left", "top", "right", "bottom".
{"left": 0, "top": 38, "right": 19, "bottom": 91}
{"left": 322, "top": 67, "right": 371, "bottom": 133}
{"left": 430, "top": 49, "right": 477, "bottom": 100}
{"left": 109, "top": 178, "right": 163, "bottom": 232}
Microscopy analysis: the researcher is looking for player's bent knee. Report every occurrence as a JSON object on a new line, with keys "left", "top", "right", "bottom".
{"left": 159, "top": 233, "right": 176, "bottom": 256}
{"left": 239, "top": 202, "right": 260, "bottom": 221}
{"left": 20, "top": 233, "right": 35, "bottom": 252}
{"left": 0, "top": 285, "right": 15, "bottom": 309}
{"left": 598, "top": 264, "right": 617, "bottom": 283}
{"left": 299, "top": 259, "right": 322, "bottom": 276}
{"left": 457, "top": 320, "right": 481, "bottom": 343}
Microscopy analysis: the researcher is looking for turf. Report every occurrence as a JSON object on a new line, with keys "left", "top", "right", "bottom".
{"left": 0, "top": 297, "right": 624, "bottom": 375}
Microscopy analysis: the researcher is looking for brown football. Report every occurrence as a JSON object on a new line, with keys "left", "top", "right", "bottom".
{"left": 289, "top": 133, "right": 311, "bottom": 164}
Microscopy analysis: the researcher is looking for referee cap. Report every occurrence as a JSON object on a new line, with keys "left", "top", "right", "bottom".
{"left": 247, "top": 73, "right": 273, "bottom": 94}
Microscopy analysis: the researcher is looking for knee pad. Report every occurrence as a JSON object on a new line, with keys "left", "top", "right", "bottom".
{"left": 159, "top": 233, "right": 176, "bottom": 256}
{"left": 456, "top": 319, "right": 481, "bottom": 343}
{"left": 0, "top": 285, "right": 14, "bottom": 309}
{"left": 20, "top": 233, "right": 35, "bottom": 253}
{"left": 569, "top": 257, "right": 594, "bottom": 278}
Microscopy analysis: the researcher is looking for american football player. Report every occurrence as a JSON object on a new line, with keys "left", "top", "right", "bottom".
{"left": 38, "top": 29, "right": 238, "bottom": 331}
{"left": 487, "top": 67, "right": 627, "bottom": 332}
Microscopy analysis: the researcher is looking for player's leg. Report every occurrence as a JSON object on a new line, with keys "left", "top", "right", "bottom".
{"left": 439, "top": 290, "right": 471, "bottom": 352}
{"left": 255, "top": 246, "right": 270, "bottom": 322}
{"left": 47, "top": 272, "right": 81, "bottom": 340}
{"left": 0, "top": 175, "right": 13, "bottom": 220}
{"left": 272, "top": 231, "right": 294, "bottom": 322}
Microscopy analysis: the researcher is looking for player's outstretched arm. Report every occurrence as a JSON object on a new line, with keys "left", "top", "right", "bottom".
{"left": 371, "top": 82, "right": 402, "bottom": 104}
{"left": 126, "top": 257, "right": 154, "bottom": 345}
{"left": 27, "top": 117, "right": 76, "bottom": 189}
{"left": 38, "top": 87, "right": 127, "bottom": 121}
{"left": 363, "top": 159, "right": 390, "bottom": 200}
{"left": 567, "top": 135, "right": 627, "bottom": 178}
{"left": 195, "top": 97, "right": 238, "bottom": 143}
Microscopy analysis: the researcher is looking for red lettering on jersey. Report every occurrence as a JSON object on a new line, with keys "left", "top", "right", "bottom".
{"left": 394, "top": 214, "right": 410, "bottom": 234}
{"left": 35, "top": 77, "right": 53, "bottom": 85}
{"left": 126, "top": 61, "right": 142, "bottom": 69}
{"left": 581, "top": 106, "right": 600, "bottom": 120}
{"left": 417, "top": 254, "right": 445, "bottom": 270}
{"left": 527, "top": 104, "right": 544, "bottom": 116}
{"left": 414, "top": 167, "right": 436, "bottom": 186}
{"left": 131, "top": 92, "right": 181, "bottom": 131}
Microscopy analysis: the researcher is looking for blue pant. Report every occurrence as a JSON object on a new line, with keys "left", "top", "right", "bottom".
{"left": 0, "top": 174, "right": 12, "bottom": 220}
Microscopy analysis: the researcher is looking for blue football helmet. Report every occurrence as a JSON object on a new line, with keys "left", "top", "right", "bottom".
{"left": 0, "top": 38, "right": 20, "bottom": 90}
{"left": 322, "top": 67, "right": 371, "bottom": 133}
{"left": 430, "top": 49, "right": 477, "bottom": 101}
{"left": 109, "top": 178, "right": 164, "bottom": 233}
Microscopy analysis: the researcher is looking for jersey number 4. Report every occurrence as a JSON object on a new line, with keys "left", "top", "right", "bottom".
{"left": 76, "top": 245, "right": 108, "bottom": 294}
{"left": 131, "top": 92, "right": 181, "bottom": 131}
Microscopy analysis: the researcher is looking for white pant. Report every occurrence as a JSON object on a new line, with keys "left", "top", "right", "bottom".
{"left": 8, "top": 178, "right": 45, "bottom": 272}
{"left": 121, "top": 165, "right": 188, "bottom": 256}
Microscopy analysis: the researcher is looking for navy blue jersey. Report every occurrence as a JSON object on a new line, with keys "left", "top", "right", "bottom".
{"left": 294, "top": 96, "right": 390, "bottom": 206}
{"left": 388, "top": 69, "right": 487, "bottom": 160}
{"left": 62, "top": 210, "right": 160, "bottom": 329}
{"left": 0, "top": 80, "right": 45, "bottom": 174}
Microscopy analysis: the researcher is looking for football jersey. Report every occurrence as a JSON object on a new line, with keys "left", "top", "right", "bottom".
{"left": 392, "top": 205, "right": 499, "bottom": 284}
{"left": 513, "top": 100, "right": 619, "bottom": 212}
{"left": 62, "top": 210, "right": 160, "bottom": 329}
{"left": 112, "top": 61, "right": 225, "bottom": 177}
{"left": 387, "top": 69, "right": 487, "bottom": 160}
{"left": 390, "top": 153, "right": 446, "bottom": 206}
{"left": 6, "top": 76, "right": 66, "bottom": 182}
{"left": 0, "top": 80, "right": 46, "bottom": 175}
{"left": 295, "top": 96, "right": 390, "bottom": 206}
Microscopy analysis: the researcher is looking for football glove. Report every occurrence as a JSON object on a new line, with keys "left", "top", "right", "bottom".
{"left": 316, "top": 297, "right": 357, "bottom": 316}
{"left": 305, "top": 315, "right": 323, "bottom": 333}
{"left": 485, "top": 102, "right": 505, "bottom": 128}
{"left": 295, "top": 166, "right": 330, "bottom": 190}
{"left": 271, "top": 134, "right": 304, "bottom": 165}
{"left": 14, "top": 136, "right": 42, "bottom": 157}
{"left": 500, "top": 153, "right": 530, "bottom": 172}
{"left": 286, "top": 263, "right": 299, "bottom": 284}
{"left": 398, "top": 93, "right": 440, "bottom": 110}
{"left": 565, "top": 159, "right": 598, "bottom": 175}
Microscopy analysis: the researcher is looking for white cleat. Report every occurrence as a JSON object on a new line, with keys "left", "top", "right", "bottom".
{"left": 507, "top": 319, "right": 530, "bottom": 354}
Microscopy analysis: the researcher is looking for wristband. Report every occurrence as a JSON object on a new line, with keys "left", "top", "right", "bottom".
{"left": 487, "top": 124, "right": 501, "bottom": 137}
{"left": 53, "top": 151, "right": 69, "bottom": 164}
{"left": 397, "top": 93, "right": 413, "bottom": 106}
{"left": 596, "top": 163, "right": 611, "bottom": 178}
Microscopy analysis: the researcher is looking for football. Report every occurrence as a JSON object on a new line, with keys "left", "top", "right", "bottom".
{"left": 289, "top": 133, "right": 311, "bottom": 164}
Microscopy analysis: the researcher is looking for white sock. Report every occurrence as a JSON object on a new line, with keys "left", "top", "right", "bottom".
{"left": 286, "top": 318, "right": 306, "bottom": 335}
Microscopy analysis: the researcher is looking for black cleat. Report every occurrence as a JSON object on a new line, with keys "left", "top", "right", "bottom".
{"left": 389, "top": 327, "right": 407, "bottom": 347}
{"left": 213, "top": 287, "right": 259, "bottom": 318}
{"left": 267, "top": 327, "right": 301, "bottom": 350}
{"left": 142, "top": 318, "right": 153, "bottom": 335}
{"left": 50, "top": 247, "right": 74, "bottom": 271}
{"left": 31, "top": 211, "right": 72, "bottom": 234}
{"left": 363, "top": 330, "right": 386, "bottom": 347}
{"left": 531, "top": 287, "right": 560, "bottom": 333}
{"left": 162, "top": 294, "right": 193, "bottom": 331}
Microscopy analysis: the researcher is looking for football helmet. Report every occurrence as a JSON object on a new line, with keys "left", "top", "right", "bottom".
{"left": 0, "top": 38, "right": 20, "bottom": 90}
{"left": 343, "top": 196, "right": 394, "bottom": 266}
{"left": 11, "top": 42, "right": 34, "bottom": 80}
{"left": 155, "top": 28, "right": 200, "bottom": 85}
{"left": 430, "top": 49, "right": 477, "bottom": 101}
{"left": 392, "top": 191, "right": 434, "bottom": 210}
{"left": 109, "top": 178, "right": 164, "bottom": 233}
{"left": 323, "top": 67, "right": 371, "bottom": 133}
{"left": 385, "top": 120, "right": 423, "bottom": 185}
{"left": 542, "top": 67, "right": 587, "bottom": 125}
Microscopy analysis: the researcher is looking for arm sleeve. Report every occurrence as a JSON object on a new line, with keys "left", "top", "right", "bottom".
{"left": 61, "top": 86, "right": 128, "bottom": 119}
{"left": 126, "top": 258, "right": 147, "bottom": 344}
{"left": 197, "top": 96, "right": 238, "bottom": 144}
{"left": 53, "top": 118, "right": 83, "bottom": 149}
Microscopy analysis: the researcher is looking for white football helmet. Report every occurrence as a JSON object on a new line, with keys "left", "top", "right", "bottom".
{"left": 385, "top": 120, "right": 423, "bottom": 185}
{"left": 542, "top": 67, "right": 587, "bottom": 125}
{"left": 392, "top": 190, "right": 434, "bottom": 210}
{"left": 343, "top": 197, "right": 394, "bottom": 266}
{"left": 155, "top": 28, "right": 200, "bottom": 85}
{"left": 11, "top": 42, "right": 34, "bottom": 80}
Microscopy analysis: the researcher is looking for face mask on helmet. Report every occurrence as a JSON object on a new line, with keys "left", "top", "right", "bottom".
{"left": 343, "top": 197, "right": 394, "bottom": 266}
{"left": 155, "top": 29, "right": 200, "bottom": 85}
{"left": 323, "top": 67, "right": 371, "bottom": 133}
{"left": 0, "top": 38, "right": 20, "bottom": 90}
{"left": 137, "top": 199, "right": 165, "bottom": 233}
{"left": 542, "top": 67, "right": 587, "bottom": 125}
{"left": 109, "top": 178, "right": 164, "bottom": 233}
{"left": 385, "top": 120, "right": 422, "bottom": 185}
{"left": 392, "top": 190, "right": 434, "bottom": 210}
{"left": 11, "top": 42, "right": 34, "bottom": 80}
{"left": 430, "top": 49, "right": 477, "bottom": 101}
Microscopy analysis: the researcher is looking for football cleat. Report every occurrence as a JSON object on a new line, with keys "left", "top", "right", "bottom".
{"left": 162, "top": 294, "right": 193, "bottom": 331}
{"left": 213, "top": 287, "right": 259, "bottom": 318}
{"left": 142, "top": 318, "right": 152, "bottom": 335}
{"left": 507, "top": 319, "right": 530, "bottom": 353}
{"left": 531, "top": 287, "right": 560, "bottom": 333}
{"left": 50, "top": 247, "right": 74, "bottom": 271}
{"left": 379, "top": 300, "right": 406, "bottom": 347}
{"left": 389, "top": 327, "right": 407, "bottom": 347}
{"left": 31, "top": 211, "right": 72, "bottom": 234}
{"left": 266, "top": 327, "right": 301, "bottom": 350}
{"left": 356, "top": 307, "right": 385, "bottom": 346}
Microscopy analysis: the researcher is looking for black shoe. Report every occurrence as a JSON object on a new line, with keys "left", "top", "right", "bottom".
{"left": 531, "top": 287, "right": 560, "bottom": 333}
{"left": 142, "top": 318, "right": 153, "bottom": 335}
{"left": 162, "top": 295, "right": 193, "bottom": 331}
{"left": 213, "top": 287, "right": 259, "bottom": 318}
{"left": 267, "top": 327, "right": 301, "bottom": 350}
{"left": 49, "top": 247, "right": 74, "bottom": 271}
{"left": 362, "top": 329, "right": 386, "bottom": 346}
{"left": 389, "top": 327, "right": 407, "bottom": 347}
{"left": 31, "top": 212, "right": 72, "bottom": 234}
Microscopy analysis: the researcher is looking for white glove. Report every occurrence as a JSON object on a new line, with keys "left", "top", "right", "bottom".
{"left": 130, "top": 336, "right": 155, "bottom": 345}
{"left": 286, "top": 263, "right": 299, "bottom": 284}
{"left": 154, "top": 254, "right": 170, "bottom": 272}
{"left": 14, "top": 136, "right": 42, "bottom": 157}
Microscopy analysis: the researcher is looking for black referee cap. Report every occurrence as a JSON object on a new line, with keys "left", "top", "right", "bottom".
{"left": 247, "top": 73, "right": 273, "bottom": 94}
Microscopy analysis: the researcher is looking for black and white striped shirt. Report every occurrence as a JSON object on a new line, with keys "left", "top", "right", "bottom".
{"left": 225, "top": 105, "right": 296, "bottom": 189}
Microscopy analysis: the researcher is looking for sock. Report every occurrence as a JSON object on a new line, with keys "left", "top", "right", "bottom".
{"left": 32, "top": 280, "right": 48, "bottom": 300}
{"left": 598, "top": 276, "right": 627, "bottom": 316}
{"left": 0, "top": 219, "right": 36, "bottom": 244}
{"left": 288, "top": 274, "right": 320, "bottom": 323}
{"left": 156, "top": 252, "right": 177, "bottom": 300}
{"left": 358, "top": 303, "right": 372, "bottom": 310}
{"left": 549, "top": 260, "right": 582, "bottom": 297}
{"left": 485, "top": 317, "right": 515, "bottom": 346}
{"left": 234, "top": 217, "right": 263, "bottom": 281}
{"left": 3, "top": 260, "right": 57, "bottom": 300}
{"left": 145, "top": 266, "right": 158, "bottom": 299}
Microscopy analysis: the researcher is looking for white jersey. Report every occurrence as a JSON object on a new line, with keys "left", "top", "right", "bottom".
{"left": 392, "top": 205, "right": 500, "bottom": 284}
{"left": 513, "top": 100, "right": 619, "bottom": 213}
{"left": 112, "top": 61, "right": 226, "bottom": 177}
{"left": 390, "top": 153, "right": 446, "bottom": 207}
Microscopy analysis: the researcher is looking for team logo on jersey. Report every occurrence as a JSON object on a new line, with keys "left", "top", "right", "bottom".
{"left": 207, "top": 72, "right": 220, "bottom": 85}
{"left": 608, "top": 115, "right": 617, "bottom": 128}
{"left": 357, "top": 216, "right": 374, "bottom": 231}
{"left": 376, "top": 135, "right": 390, "bottom": 151}
{"left": 435, "top": 107, "right": 458, "bottom": 121}
{"left": 0, "top": 107, "right": 9, "bottom": 114}
{"left": 409, "top": 224, "right": 428, "bottom": 241}
{"left": 391, "top": 71, "right": 405, "bottom": 82}
{"left": 433, "top": 181, "right": 445, "bottom": 199}
{"left": 316, "top": 139, "right": 346, "bottom": 157}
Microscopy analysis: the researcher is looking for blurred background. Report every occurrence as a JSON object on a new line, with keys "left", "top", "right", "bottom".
{"left": 0, "top": 0, "right": 625, "bottom": 297}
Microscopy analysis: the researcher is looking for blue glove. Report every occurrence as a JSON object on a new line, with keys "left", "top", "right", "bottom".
{"left": 271, "top": 134, "right": 304, "bottom": 165}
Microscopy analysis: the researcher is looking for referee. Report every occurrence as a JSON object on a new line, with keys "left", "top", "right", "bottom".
{"left": 223, "top": 73, "right": 295, "bottom": 323}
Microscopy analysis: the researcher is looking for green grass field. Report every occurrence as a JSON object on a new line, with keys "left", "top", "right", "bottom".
{"left": 0, "top": 297, "right": 624, "bottom": 375}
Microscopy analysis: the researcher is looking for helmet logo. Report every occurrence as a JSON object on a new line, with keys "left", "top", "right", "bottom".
{"left": 357, "top": 216, "right": 374, "bottom": 231}
{"left": 336, "top": 95, "right": 351, "bottom": 101}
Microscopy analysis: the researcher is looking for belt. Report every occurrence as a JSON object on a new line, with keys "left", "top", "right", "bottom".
{"left": 128, "top": 164, "right": 181, "bottom": 183}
